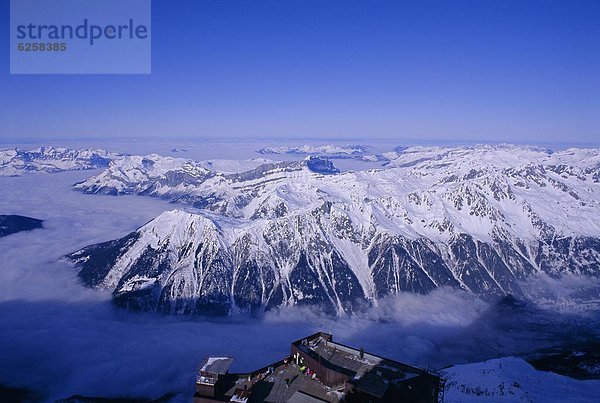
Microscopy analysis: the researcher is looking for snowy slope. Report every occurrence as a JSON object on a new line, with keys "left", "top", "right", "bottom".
{"left": 67, "top": 145, "right": 600, "bottom": 316}
{"left": 442, "top": 357, "right": 600, "bottom": 402}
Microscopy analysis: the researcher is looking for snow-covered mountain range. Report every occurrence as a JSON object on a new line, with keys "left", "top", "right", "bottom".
{"left": 256, "top": 144, "right": 369, "bottom": 156}
{"left": 65, "top": 144, "right": 600, "bottom": 316}
{"left": 255, "top": 143, "right": 396, "bottom": 163}
{"left": 0, "top": 146, "right": 119, "bottom": 176}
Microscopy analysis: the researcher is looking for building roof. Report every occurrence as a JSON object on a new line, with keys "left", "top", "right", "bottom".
{"left": 200, "top": 356, "right": 234, "bottom": 375}
{"left": 295, "top": 333, "right": 426, "bottom": 397}
{"left": 194, "top": 332, "right": 439, "bottom": 402}
{"left": 223, "top": 361, "right": 342, "bottom": 402}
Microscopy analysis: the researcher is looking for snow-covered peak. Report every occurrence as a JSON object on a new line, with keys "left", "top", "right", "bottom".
{"left": 128, "top": 209, "right": 225, "bottom": 259}
{"left": 73, "top": 153, "right": 216, "bottom": 195}
{"left": 139, "top": 209, "right": 219, "bottom": 238}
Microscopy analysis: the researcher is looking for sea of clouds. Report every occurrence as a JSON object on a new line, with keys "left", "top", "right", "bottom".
{"left": 0, "top": 169, "right": 599, "bottom": 401}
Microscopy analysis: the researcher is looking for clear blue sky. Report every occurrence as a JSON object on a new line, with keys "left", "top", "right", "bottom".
{"left": 1, "top": 0, "right": 599, "bottom": 145}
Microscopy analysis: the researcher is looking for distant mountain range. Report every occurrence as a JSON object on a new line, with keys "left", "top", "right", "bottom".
{"left": 62, "top": 144, "right": 600, "bottom": 316}
{"left": 256, "top": 144, "right": 399, "bottom": 162}
{"left": 257, "top": 144, "right": 370, "bottom": 156}
{"left": 0, "top": 146, "right": 119, "bottom": 176}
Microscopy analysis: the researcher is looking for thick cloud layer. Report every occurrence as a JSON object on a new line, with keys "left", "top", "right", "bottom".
{"left": 0, "top": 171, "right": 598, "bottom": 401}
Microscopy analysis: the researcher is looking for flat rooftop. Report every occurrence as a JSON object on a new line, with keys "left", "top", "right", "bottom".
{"left": 295, "top": 334, "right": 425, "bottom": 398}
{"left": 197, "top": 356, "right": 235, "bottom": 386}
{"left": 224, "top": 362, "right": 342, "bottom": 403}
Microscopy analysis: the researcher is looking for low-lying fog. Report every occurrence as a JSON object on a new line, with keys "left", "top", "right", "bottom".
{"left": 1, "top": 171, "right": 598, "bottom": 401}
